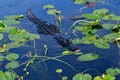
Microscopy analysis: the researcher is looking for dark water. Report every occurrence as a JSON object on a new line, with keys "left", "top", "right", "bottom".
{"left": 0, "top": 0, "right": 120, "bottom": 80}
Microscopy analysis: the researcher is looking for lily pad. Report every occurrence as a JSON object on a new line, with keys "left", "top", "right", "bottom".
{"left": 62, "top": 50, "right": 71, "bottom": 55}
{"left": 93, "top": 74, "right": 115, "bottom": 80}
{"left": 43, "top": 4, "right": 55, "bottom": 9}
{"left": 103, "top": 33, "right": 120, "bottom": 42}
{"left": 72, "top": 73, "right": 92, "bottom": 80}
{"left": 0, "top": 71, "right": 6, "bottom": 80}
{"left": 106, "top": 68, "right": 120, "bottom": 76}
{"left": 94, "top": 40, "right": 110, "bottom": 49}
{"left": 0, "top": 55, "right": 5, "bottom": 61}
{"left": 72, "top": 38, "right": 81, "bottom": 44}
{"left": 6, "top": 53, "right": 19, "bottom": 61}
{"left": 8, "top": 28, "right": 40, "bottom": 43}
{"left": 5, "top": 61, "right": 19, "bottom": 69}
{"left": 77, "top": 53, "right": 99, "bottom": 61}
{"left": 47, "top": 9, "right": 61, "bottom": 15}
{"left": 0, "top": 33, "right": 3, "bottom": 40}
{"left": 102, "top": 24, "right": 115, "bottom": 30}
{"left": 5, "top": 71, "right": 16, "bottom": 80}
{"left": 6, "top": 42, "right": 25, "bottom": 49}
{"left": 56, "top": 69, "right": 63, "bottom": 73}
{"left": 74, "top": 0, "right": 86, "bottom": 4}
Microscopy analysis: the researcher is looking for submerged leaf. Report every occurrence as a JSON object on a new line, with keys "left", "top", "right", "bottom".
{"left": 77, "top": 53, "right": 99, "bottom": 61}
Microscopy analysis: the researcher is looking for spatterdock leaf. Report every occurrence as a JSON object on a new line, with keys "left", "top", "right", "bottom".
{"left": 77, "top": 53, "right": 99, "bottom": 61}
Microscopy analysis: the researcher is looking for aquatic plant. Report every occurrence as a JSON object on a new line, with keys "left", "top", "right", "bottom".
{"left": 43, "top": 4, "right": 55, "bottom": 10}
{"left": 72, "top": 68, "right": 120, "bottom": 80}
{"left": 71, "top": 8, "right": 120, "bottom": 49}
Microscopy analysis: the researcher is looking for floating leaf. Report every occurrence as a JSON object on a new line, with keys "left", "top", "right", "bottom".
{"left": 82, "top": 14, "right": 101, "bottom": 20}
{"left": 106, "top": 68, "right": 120, "bottom": 76}
{"left": 74, "top": 0, "right": 86, "bottom": 4}
{"left": 103, "top": 33, "right": 120, "bottom": 42}
{"left": 93, "top": 9, "right": 108, "bottom": 16}
{"left": 47, "top": 9, "right": 61, "bottom": 15}
{"left": 102, "top": 14, "right": 120, "bottom": 21}
{"left": 72, "top": 38, "right": 81, "bottom": 44}
{"left": 94, "top": 40, "right": 110, "bottom": 49}
{"left": 77, "top": 53, "right": 99, "bottom": 61}
{"left": 43, "top": 4, "right": 55, "bottom": 9}
{"left": 0, "top": 71, "right": 6, "bottom": 80}
{"left": 62, "top": 50, "right": 71, "bottom": 55}
{"left": 5, "top": 71, "right": 16, "bottom": 80}
{"left": 0, "top": 33, "right": 3, "bottom": 40}
{"left": 62, "top": 76, "right": 68, "bottom": 80}
{"left": 6, "top": 42, "right": 25, "bottom": 49}
{"left": 72, "top": 73, "right": 92, "bottom": 80}
{"left": 8, "top": 28, "right": 40, "bottom": 43}
{"left": 5, "top": 61, "right": 19, "bottom": 69}
{"left": 0, "top": 55, "right": 5, "bottom": 61}
{"left": 94, "top": 74, "right": 115, "bottom": 80}
{"left": 102, "top": 24, "right": 115, "bottom": 30}
{"left": 6, "top": 53, "right": 19, "bottom": 61}
{"left": 56, "top": 69, "right": 63, "bottom": 73}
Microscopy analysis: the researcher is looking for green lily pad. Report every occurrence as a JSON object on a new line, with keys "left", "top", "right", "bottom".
{"left": 94, "top": 39, "right": 110, "bottom": 49}
{"left": 102, "top": 14, "right": 120, "bottom": 21}
{"left": 102, "top": 24, "right": 115, "bottom": 30}
{"left": 56, "top": 69, "right": 63, "bottom": 73}
{"left": 43, "top": 4, "right": 55, "bottom": 9}
{"left": 77, "top": 53, "right": 99, "bottom": 61}
{"left": 0, "top": 33, "right": 3, "bottom": 40}
{"left": 47, "top": 9, "right": 61, "bottom": 15}
{"left": 72, "top": 38, "right": 81, "bottom": 44}
{"left": 5, "top": 71, "right": 16, "bottom": 80}
{"left": 103, "top": 33, "right": 120, "bottom": 42}
{"left": 106, "top": 68, "right": 120, "bottom": 76}
{"left": 8, "top": 28, "right": 40, "bottom": 43}
{"left": 82, "top": 14, "right": 101, "bottom": 20}
{"left": 62, "top": 76, "right": 68, "bottom": 80}
{"left": 62, "top": 50, "right": 71, "bottom": 55}
{"left": 6, "top": 42, "right": 25, "bottom": 49}
{"left": 0, "top": 55, "right": 5, "bottom": 61}
{"left": 5, "top": 61, "right": 19, "bottom": 69}
{"left": 93, "top": 74, "right": 115, "bottom": 80}
{"left": 6, "top": 53, "right": 19, "bottom": 61}
{"left": 73, "top": 73, "right": 92, "bottom": 80}
{"left": 0, "top": 71, "right": 6, "bottom": 80}
{"left": 74, "top": 0, "right": 86, "bottom": 4}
